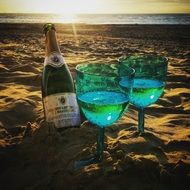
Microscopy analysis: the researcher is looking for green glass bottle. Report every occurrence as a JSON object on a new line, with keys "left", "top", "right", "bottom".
{"left": 41, "top": 23, "right": 81, "bottom": 132}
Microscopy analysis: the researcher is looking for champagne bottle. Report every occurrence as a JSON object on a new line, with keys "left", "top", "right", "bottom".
{"left": 41, "top": 23, "right": 81, "bottom": 132}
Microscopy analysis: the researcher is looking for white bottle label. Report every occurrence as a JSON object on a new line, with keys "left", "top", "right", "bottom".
{"left": 43, "top": 93, "right": 81, "bottom": 128}
{"left": 44, "top": 52, "right": 65, "bottom": 68}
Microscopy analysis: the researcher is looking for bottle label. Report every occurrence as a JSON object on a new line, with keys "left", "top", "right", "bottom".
{"left": 44, "top": 52, "right": 65, "bottom": 68}
{"left": 43, "top": 93, "right": 81, "bottom": 128}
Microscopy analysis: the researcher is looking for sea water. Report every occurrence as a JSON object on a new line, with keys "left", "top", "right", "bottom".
{"left": 0, "top": 13, "right": 190, "bottom": 24}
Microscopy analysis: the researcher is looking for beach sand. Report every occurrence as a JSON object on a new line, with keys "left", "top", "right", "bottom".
{"left": 0, "top": 23, "right": 190, "bottom": 190}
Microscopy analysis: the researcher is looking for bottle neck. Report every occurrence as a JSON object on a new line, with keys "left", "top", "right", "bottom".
{"left": 45, "top": 29, "right": 61, "bottom": 57}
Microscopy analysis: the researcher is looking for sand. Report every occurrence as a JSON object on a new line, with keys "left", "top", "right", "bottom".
{"left": 0, "top": 23, "right": 190, "bottom": 190}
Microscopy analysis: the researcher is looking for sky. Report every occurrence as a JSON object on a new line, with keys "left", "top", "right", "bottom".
{"left": 0, "top": 0, "right": 190, "bottom": 14}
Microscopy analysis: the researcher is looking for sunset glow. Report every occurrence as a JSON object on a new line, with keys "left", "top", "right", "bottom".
{"left": 0, "top": 0, "right": 108, "bottom": 14}
{"left": 0, "top": 0, "right": 190, "bottom": 14}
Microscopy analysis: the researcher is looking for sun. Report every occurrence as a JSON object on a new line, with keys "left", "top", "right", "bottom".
{"left": 57, "top": 13, "right": 76, "bottom": 23}
{"left": 52, "top": 0, "right": 105, "bottom": 14}
{"left": 13, "top": 0, "right": 108, "bottom": 14}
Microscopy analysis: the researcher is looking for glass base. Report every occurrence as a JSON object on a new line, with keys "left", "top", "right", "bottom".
{"left": 137, "top": 130, "right": 145, "bottom": 136}
{"left": 74, "top": 155, "right": 102, "bottom": 169}
{"left": 129, "top": 130, "right": 144, "bottom": 138}
{"left": 74, "top": 127, "right": 105, "bottom": 170}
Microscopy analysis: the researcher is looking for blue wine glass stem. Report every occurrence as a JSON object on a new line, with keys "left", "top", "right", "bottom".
{"left": 96, "top": 127, "right": 105, "bottom": 162}
{"left": 138, "top": 108, "right": 144, "bottom": 133}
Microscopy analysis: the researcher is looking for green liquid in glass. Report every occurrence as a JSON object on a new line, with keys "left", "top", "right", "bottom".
{"left": 120, "top": 78, "right": 164, "bottom": 108}
{"left": 131, "top": 79, "right": 164, "bottom": 108}
{"left": 77, "top": 91, "right": 129, "bottom": 127}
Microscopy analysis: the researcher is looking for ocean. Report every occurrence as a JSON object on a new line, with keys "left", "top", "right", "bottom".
{"left": 0, "top": 13, "right": 190, "bottom": 24}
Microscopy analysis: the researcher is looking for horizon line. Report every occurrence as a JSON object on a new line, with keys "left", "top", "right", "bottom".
{"left": 0, "top": 12, "right": 190, "bottom": 15}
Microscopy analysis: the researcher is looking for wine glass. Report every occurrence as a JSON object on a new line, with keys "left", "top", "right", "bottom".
{"left": 119, "top": 54, "right": 168, "bottom": 134}
{"left": 75, "top": 62, "right": 135, "bottom": 168}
